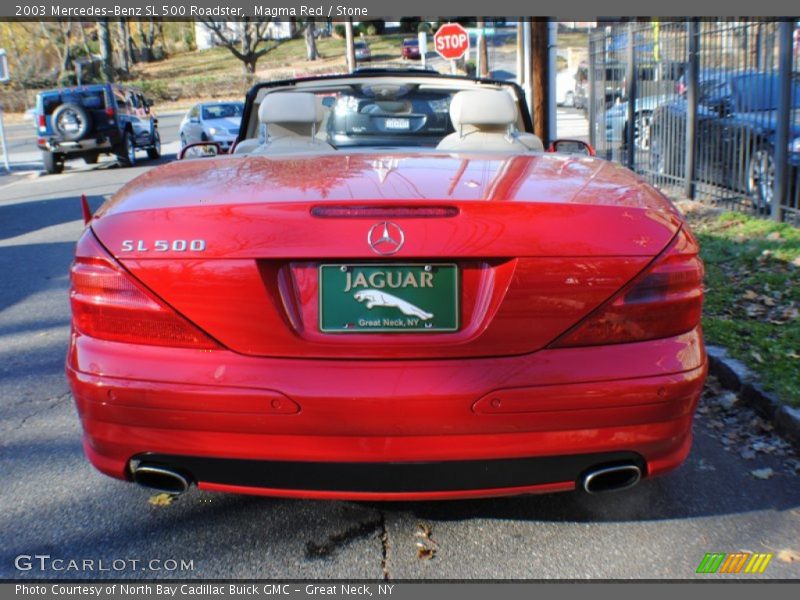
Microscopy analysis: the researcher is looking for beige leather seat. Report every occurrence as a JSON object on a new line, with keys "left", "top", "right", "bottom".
{"left": 436, "top": 89, "right": 544, "bottom": 152}
{"left": 250, "top": 92, "right": 334, "bottom": 154}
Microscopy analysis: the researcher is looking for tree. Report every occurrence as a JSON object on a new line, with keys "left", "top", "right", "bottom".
{"left": 199, "top": 18, "right": 278, "bottom": 74}
{"left": 304, "top": 20, "right": 319, "bottom": 61}
{"left": 38, "top": 21, "right": 75, "bottom": 81}
{"left": 137, "top": 19, "right": 158, "bottom": 61}
{"left": 98, "top": 19, "right": 114, "bottom": 82}
{"left": 115, "top": 20, "right": 130, "bottom": 74}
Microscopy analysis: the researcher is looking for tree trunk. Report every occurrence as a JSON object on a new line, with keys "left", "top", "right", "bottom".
{"left": 98, "top": 19, "right": 114, "bottom": 82}
{"left": 123, "top": 20, "right": 136, "bottom": 64}
{"left": 344, "top": 20, "right": 355, "bottom": 73}
{"left": 305, "top": 21, "right": 319, "bottom": 60}
{"left": 116, "top": 20, "right": 130, "bottom": 75}
{"left": 79, "top": 22, "right": 92, "bottom": 56}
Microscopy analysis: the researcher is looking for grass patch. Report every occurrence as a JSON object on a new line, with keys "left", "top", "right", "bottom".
{"left": 681, "top": 205, "right": 800, "bottom": 405}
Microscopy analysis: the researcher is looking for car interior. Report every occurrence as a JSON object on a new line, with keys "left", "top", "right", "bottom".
{"left": 231, "top": 76, "right": 544, "bottom": 156}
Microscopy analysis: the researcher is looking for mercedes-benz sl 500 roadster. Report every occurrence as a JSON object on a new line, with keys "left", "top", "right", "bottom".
{"left": 67, "top": 71, "right": 705, "bottom": 500}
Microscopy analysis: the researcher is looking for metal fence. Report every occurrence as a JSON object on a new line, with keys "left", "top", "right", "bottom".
{"left": 589, "top": 19, "right": 800, "bottom": 223}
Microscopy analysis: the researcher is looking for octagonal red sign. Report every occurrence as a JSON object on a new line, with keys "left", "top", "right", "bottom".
{"left": 434, "top": 23, "right": 470, "bottom": 61}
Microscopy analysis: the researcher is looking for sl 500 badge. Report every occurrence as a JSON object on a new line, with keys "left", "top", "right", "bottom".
{"left": 121, "top": 239, "right": 206, "bottom": 252}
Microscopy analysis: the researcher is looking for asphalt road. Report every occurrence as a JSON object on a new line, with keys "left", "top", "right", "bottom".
{"left": 1, "top": 137, "right": 798, "bottom": 581}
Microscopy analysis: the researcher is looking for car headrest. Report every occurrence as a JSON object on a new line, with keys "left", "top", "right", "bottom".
{"left": 449, "top": 90, "right": 518, "bottom": 129}
{"left": 259, "top": 92, "right": 322, "bottom": 125}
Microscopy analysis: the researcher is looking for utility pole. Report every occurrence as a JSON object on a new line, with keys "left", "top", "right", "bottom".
{"left": 344, "top": 19, "right": 355, "bottom": 73}
{"left": 529, "top": 18, "right": 550, "bottom": 144}
{"left": 476, "top": 18, "right": 489, "bottom": 78}
{"left": 516, "top": 21, "right": 524, "bottom": 85}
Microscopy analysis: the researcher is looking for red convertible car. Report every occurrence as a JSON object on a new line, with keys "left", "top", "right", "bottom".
{"left": 67, "top": 71, "right": 706, "bottom": 500}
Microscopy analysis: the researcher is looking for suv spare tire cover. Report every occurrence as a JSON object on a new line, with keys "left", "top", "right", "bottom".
{"left": 52, "top": 103, "right": 92, "bottom": 141}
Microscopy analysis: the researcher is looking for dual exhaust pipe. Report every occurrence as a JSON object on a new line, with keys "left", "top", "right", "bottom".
{"left": 130, "top": 461, "right": 642, "bottom": 496}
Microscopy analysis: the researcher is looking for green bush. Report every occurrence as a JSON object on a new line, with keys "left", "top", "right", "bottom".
{"left": 362, "top": 20, "right": 385, "bottom": 34}
{"left": 334, "top": 24, "right": 346, "bottom": 38}
{"left": 418, "top": 22, "right": 432, "bottom": 34}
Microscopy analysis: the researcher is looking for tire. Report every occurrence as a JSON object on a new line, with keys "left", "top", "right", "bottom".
{"left": 116, "top": 130, "right": 136, "bottom": 167}
{"left": 42, "top": 151, "right": 64, "bottom": 175}
{"left": 51, "top": 103, "right": 91, "bottom": 142}
{"left": 746, "top": 145, "right": 775, "bottom": 212}
{"left": 147, "top": 130, "right": 161, "bottom": 160}
{"left": 84, "top": 152, "right": 99, "bottom": 165}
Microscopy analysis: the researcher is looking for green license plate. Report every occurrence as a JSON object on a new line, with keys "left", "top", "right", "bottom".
{"left": 319, "top": 263, "right": 459, "bottom": 333}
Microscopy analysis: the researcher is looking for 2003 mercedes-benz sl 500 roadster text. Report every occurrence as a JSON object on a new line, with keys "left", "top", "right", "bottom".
{"left": 66, "top": 71, "right": 706, "bottom": 500}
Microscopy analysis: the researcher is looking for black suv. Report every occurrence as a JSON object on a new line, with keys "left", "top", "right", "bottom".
{"left": 35, "top": 83, "right": 161, "bottom": 174}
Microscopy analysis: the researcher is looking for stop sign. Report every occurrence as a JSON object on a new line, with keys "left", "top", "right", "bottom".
{"left": 434, "top": 23, "right": 470, "bottom": 61}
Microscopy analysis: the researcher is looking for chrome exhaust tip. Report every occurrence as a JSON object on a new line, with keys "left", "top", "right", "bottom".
{"left": 131, "top": 464, "right": 190, "bottom": 495}
{"left": 581, "top": 464, "right": 642, "bottom": 494}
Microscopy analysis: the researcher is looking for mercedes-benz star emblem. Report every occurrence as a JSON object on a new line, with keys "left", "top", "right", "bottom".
{"left": 367, "top": 222, "right": 405, "bottom": 255}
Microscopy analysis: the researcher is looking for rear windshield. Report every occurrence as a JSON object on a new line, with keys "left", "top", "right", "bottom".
{"left": 322, "top": 84, "right": 456, "bottom": 148}
{"left": 202, "top": 103, "right": 244, "bottom": 120}
{"left": 403, "top": 40, "right": 418, "bottom": 46}
{"left": 41, "top": 90, "right": 107, "bottom": 115}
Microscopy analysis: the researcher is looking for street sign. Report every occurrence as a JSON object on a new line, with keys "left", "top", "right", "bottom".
{"left": 433, "top": 23, "right": 470, "bottom": 61}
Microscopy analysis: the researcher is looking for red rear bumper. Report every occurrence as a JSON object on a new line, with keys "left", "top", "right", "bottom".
{"left": 66, "top": 327, "right": 706, "bottom": 500}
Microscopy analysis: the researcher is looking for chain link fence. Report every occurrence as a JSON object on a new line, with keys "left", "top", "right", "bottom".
{"left": 589, "top": 19, "right": 800, "bottom": 223}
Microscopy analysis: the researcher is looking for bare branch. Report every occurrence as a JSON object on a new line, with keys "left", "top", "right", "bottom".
{"left": 199, "top": 17, "right": 278, "bottom": 73}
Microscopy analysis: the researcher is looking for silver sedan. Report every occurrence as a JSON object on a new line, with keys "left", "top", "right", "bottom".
{"left": 179, "top": 102, "right": 244, "bottom": 150}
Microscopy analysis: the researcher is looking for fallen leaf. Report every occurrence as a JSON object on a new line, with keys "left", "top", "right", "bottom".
{"left": 415, "top": 523, "right": 433, "bottom": 539}
{"left": 751, "top": 468, "right": 774, "bottom": 480}
{"left": 743, "top": 289, "right": 759, "bottom": 300}
{"left": 416, "top": 546, "right": 436, "bottom": 560}
{"left": 751, "top": 351, "right": 765, "bottom": 364}
{"left": 148, "top": 493, "right": 176, "bottom": 506}
{"left": 777, "top": 549, "right": 800, "bottom": 563}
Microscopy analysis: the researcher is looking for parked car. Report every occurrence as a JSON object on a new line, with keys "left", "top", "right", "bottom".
{"left": 401, "top": 38, "right": 421, "bottom": 59}
{"left": 67, "top": 70, "right": 705, "bottom": 500}
{"left": 35, "top": 83, "right": 160, "bottom": 174}
{"left": 354, "top": 41, "right": 371, "bottom": 62}
{"left": 178, "top": 102, "right": 244, "bottom": 151}
{"left": 650, "top": 70, "right": 800, "bottom": 210}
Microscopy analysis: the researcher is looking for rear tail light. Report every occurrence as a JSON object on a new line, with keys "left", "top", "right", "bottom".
{"left": 105, "top": 106, "right": 115, "bottom": 117}
{"left": 550, "top": 227, "right": 703, "bottom": 348}
{"left": 70, "top": 230, "right": 219, "bottom": 349}
{"left": 38, "top": 114, "right": 46, "bottom": 130}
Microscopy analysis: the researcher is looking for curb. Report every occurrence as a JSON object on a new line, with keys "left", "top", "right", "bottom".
{"left": 706, "top": 345, "right": 800, "bottom": 448}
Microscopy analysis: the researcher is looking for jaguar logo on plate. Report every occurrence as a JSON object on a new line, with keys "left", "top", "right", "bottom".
{"left": 319, "top": 264, "right": 459, "bottom": 333}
